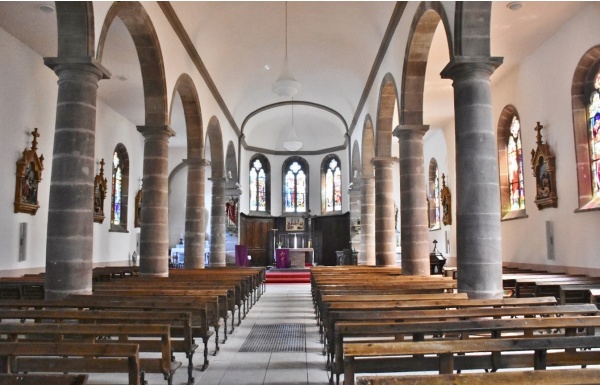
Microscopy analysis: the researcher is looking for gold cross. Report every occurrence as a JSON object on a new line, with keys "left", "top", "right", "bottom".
{"left": 534, "top": 122, "right": 544, "bottom": 145}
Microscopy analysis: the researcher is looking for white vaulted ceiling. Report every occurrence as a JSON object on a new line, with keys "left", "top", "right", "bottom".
{"left": 0, "top": 1, "right": 589, "bottom": 152}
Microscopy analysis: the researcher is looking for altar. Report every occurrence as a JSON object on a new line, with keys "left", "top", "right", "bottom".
{"left": 276, "top": 248, "right": 314, "bottom": 268}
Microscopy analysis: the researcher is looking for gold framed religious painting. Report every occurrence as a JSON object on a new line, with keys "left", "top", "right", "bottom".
{"left": 14, "top": 128, "right": 44, "bottom": 215}
{"left": 285, "top": 217, "right": 305, "bottom": 231}
{"left": 531, "top": 122, "right": 557, "bottom": 210}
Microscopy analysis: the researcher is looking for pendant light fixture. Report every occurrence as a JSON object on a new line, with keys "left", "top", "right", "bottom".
{"left": 272, "top": 2, "right": 301, "bottom": 98}
{"left": 283, "top": 99, "right": 302, "bottom": 151}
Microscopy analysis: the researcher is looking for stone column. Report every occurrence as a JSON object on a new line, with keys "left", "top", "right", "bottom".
{"left": 372, "top": 157, "right": 397, "bottom": 266}
{"left": 209, "top": 177, "right": 226, "bottom": 267}
{"left": 137, "top": 125, "right": 174, "bottom": 277}
{"left": 360, "top": 177, "right": 375, "bottom": 265}
{"left": 348, "top": 182, "right": 362, "bottom": 255}
{"left": 394, "top": 125, "right": 430, "bottom": 275}
{"left": 441, "top": 56, "right": 503, "bottom": 299}
{"left": 43, "top": 57, "right": 109, "bottom": 299}
{"left": 184, "top": 158, "right": 208, "bottom": 269}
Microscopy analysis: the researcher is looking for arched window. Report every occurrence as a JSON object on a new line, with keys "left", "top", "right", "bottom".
{"left": 321, "top": 154, "right": 342, "bottom": 213}
{"left": 283, "top": 156, "right": 309, "bottom": 213}
{"left": 588, "top": 72, "right": 600, "bottom": 198}
{"left": 110, "top": 144, "right": 129, "bottom": 232}
{"left": 571, "top": 47, "right": 600, "bottom": 211}
{"left": 428, "top": 158, "right": 441, "bottom": 230}
{"left": 507, "top": 116, "right": 526, "bottom": 211}
{"left": 249, "top": 154, "right": 270, "bottom": 213}
{"left": 497, "top": 106, "right": 527, "bottom": 220}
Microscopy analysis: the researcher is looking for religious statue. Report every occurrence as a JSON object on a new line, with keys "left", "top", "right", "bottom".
{"left": 93, "top": 159, "right": 108, "bottom": 223}
{"left": 440, "top": 173, "right": 452, "bottom": 226}
{"left": 530, "top": 122, "right": 558, "bottom": 210}
{"left": 225, "top": 196, "right": 238, "bottom": 225}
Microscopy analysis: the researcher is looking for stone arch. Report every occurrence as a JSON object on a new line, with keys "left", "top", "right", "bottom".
{"left": 206, "top": 117, "right": 225, "bottom": 179}
{"left": 205, "top": 116, "right": 226, "bottom": 266}
{"left": 55, "top": 2, "right": 95, "bottom": 58}
{"left": 572, "top": 45, "right": 600, "bottom": 209}
{"left": 454, "top": 2, "right": 492, "bottom": 57}
{"left": 362, "top": 115, "right": 375, "bottom": 178}
{"left": 401, "top": 2, "right": 452, "bottom": 125}
{"left": 360, "top": 115, "right": 376, "bottom": 265}
{"left": 170, "top": 73, "right": 203, "bottom": 159}
{"left": 375, "top": 73, "right": 399, "bottom": 157}
{"left": 351, "top": 140, "right": 361, "bottom": 183}
{"left": 97, "top": 1, "right": 167, "bottom": 126}
{"left": 225, "top": 141, "right": 238, "bottom": 188}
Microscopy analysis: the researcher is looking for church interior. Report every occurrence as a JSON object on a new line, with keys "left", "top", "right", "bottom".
{"left": 1, "top": 1, "right": 600, "bottom": 384}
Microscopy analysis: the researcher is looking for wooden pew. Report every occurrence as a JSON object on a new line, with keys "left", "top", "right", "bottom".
{"left": 0, "top": 342, "right": 140, "bottom": 385}
{"left": 0, "top": 374, "right": 88, "bottom": 385}
{"left": 334, "top": 315, "right": 600, "bottom": 385}
{"left": 0, "top": 323, "right": 179, "bottom": 385}
{"left": 90, "top": 288, "right": 227, "bottom": 350}
{"left": 0, "top": 309, "right": 198, "bottom": 384}
{"left": 559, "top": 284, "right": 600, "bottom": 304}
{"left": 343, "top": 335, "right": 600, "bottom": 385}
{"left": 325, "top": 303, "right": 599, "bottom": 382}
{"left": 0, "top": 297, "right": 213, "bottom": 372}
{"left": 321, "top": 296, "right": 557, "bottom": 347}
{"left": 357, "top": 368, "right": 600, "bottom": 385}
{"left": 94, "top": 279, "right": 240, "bottom": 334}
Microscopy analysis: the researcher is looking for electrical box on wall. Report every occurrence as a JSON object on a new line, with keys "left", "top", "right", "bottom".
{"left": 19, "top": 222, "right": 27, "bottom": 262}
{"left": 546, "top": 221, "right": 555, "bottom": 261}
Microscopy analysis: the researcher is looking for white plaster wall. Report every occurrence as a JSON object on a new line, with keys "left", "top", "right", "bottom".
{"left": 492, "top": 4, "right": 600, "bottom": 274}
{"left": 0, "top": 27, "right": 57, "bottom": 273}
{"left": 92, "top": 99, "right": 144, "bottom": 265}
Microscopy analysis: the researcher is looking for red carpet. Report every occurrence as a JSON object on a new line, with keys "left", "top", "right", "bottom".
{"left": 265, "top": 270, "right": 311, "bottom": 284}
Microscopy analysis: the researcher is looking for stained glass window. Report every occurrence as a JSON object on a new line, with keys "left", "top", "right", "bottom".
{"left": 111, "top": 151, "right": 122, "bottom": 225}
{"left": 249, "top": 155, "right": 270, "bottom": 212}
{"left": 507, "top": 116, "right": 525, "bottom": 210}
{"left": 588, "top": 72, "right": 600, "bottom": 198}
{"left": 323, "top": 156, "right": 342, "bottom": 212}
{"left": 110, "top": 144, "right": 129, "bottom": 231}
{"left": 283, "top": 158, "right": 308, "bottom": 213}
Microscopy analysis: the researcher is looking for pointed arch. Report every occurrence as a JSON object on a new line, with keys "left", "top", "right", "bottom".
{"left": 375, "top": 73, "right": 399, "bottom": 157}
{"left": 110, "top": 143, "right": 130, "bottom": 232}
{"left": 97, "top": 1, "right": 168, "bottom": 126}
{"left": 321, "top": 154, "right": 342, "bottom": 213}
{"left": 170, "top": 73, "right": 203, "bottom": 159}
{"left": 249, "top": 154, "right": 271, "bottom": 213}
{"left": 401, "top": 2, "right": 452, "bottom": 125}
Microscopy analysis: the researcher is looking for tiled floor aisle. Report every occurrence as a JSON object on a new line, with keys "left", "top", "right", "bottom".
{"left": 88, "top": 283, "right": 329, "bottom": 385}
{"left": 194, "top": 283, "right": 329, "bottom": 385}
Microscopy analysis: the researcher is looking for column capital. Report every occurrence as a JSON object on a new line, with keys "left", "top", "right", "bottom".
{"left": 44, "top": 56, "right": 111, "bottom": 80}
{"left": 441, "top": 56, "right": 503, "bottom": 81}
{"left": 393, "top": 124, "right": 429, "bottom": 139}
{"left": 137, "top": 125, "right": 175, "bottom": 139}
{"left": 371, "top": 156, "right": 398, "bottom": 167}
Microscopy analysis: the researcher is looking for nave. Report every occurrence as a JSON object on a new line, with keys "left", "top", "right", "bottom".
{"left": 87, "top": 283, "right": 328, "bottom": 385}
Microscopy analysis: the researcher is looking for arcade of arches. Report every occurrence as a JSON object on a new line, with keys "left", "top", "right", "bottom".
{"left": 1, "top": 1, "right": 600, "bottom": 301}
